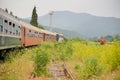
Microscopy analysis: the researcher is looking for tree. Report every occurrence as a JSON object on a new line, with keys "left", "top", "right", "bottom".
{"left": 30, "top": 6, "right": 38, "bottom": 27}
{"left": 114, "top": 34, "right": 120, "bottom": 41}
{"left": 105, "top": 35, "right": 113, "bottom": 42}
{"left": 38, "top": 25, "right": 45, "bottom": 29}
{"left": 5, "top": 8, "right": 8, "bottom": 13}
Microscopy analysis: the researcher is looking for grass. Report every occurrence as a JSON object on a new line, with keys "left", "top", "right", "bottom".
{"left": 0, "top": 48, "right": 35, "bottom": 80}
{"left": 0, "top": 41, "right": 73, "bottom": 80}
{"left": 66, "top": 40, "right": 120, "bottom": 80}
{"left": 0, "top": 39, "right": 120, "bottom": 80}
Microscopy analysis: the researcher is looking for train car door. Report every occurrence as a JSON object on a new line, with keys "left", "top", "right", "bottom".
{"left": 21, "top": 27, "right": 25, "bottom": 46}
{"left": 56, "top": 34, "right": 59, "bottom": 42}
{"left": 43, "top": 33, "right": 45, "bottom": 41}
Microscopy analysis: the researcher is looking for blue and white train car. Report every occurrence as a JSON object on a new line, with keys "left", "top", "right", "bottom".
{"left": 0, "top": 8, "right": 22, "bottom": 50}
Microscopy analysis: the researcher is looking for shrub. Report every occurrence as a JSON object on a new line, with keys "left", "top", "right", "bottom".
{"left": 5, "top": 48, "right": 25, "bottom": 62}
{"left": 56, "top": 41, "right": 73, "bottom": 61}
{"left": 74, "top": 64, "right": 81, "bottom": 70}
{"left": 34, "top": 51, "right": 50, "bottom": 76}
{"left": 82, "top": 57, "right": 102, "bottom": 79}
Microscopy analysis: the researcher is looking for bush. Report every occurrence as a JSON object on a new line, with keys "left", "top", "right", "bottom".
{"left": 74, "top": 64, "right": 81, "bottom": 70}
{"left": 56, "top": 41, "right": 73, "bottom": 61}
{"left": 5, "top": 48, "right": 25, "bottom": 62}
{"left": 34, "top": 51, "right": 50, "bottom": 76}
{"left": 82, "top": 57, "right": 102, "bottom": 79}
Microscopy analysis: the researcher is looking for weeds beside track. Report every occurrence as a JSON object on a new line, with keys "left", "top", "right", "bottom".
{"left": 48, "top": 60, "right": 74, "bottom": 80}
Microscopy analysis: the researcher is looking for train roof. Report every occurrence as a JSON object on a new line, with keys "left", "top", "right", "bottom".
{"left": 19, "top": 20, "right": 43, "bottom": 32}
{"left": 58, "top": 33, "right": 63, "bottom": 36}
{"left": 0, "top": 8, "right": 20, "bottom": 24}
{"left": 19, "top": 20, "right": 56, "bottom": 35}
{"left": 40, "top": 29, "right": 57, "bottom": 36}
{"left": 53, "top": 32, "right": 63, "bottom": 36}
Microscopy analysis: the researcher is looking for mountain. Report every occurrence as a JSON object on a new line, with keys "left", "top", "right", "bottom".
{"left": 44, "top": 26, "right": 84, "bottom": 38}
{"left": 23, "top": 11, "right": 120, "bottom": 38}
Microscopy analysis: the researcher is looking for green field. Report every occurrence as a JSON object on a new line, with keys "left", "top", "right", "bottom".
{"left": 0, "top": 39, "right": 120, "bottom": 80}
{"left": 66, "top": 40, "right": 120, "bottom": 80}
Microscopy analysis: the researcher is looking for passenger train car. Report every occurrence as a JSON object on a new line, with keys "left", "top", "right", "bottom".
{"left": 0, "top": 8, "right": 64, "bottom": 51}
{"left": 0, "top": 9, "right": 21, "bottom": 50}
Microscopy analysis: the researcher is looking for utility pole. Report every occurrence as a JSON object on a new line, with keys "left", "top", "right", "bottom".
{"left": 49, "top": 11, "right": 53, "bottom": 32}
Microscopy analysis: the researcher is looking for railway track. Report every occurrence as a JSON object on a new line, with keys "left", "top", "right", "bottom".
{"left": 48, "top": 60, "right": 74, "bottom": 80}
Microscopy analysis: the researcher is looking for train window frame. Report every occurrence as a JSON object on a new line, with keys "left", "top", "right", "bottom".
{"left": 5, "top": 29, "right": 8, "bottom": 34}
{"left": 4, "top": 20, "right": 8, "bottom": 23}
{"left": 0, "top": 18, "right": 3, "bottom": 33}
{"left": 16, "top": 30, "right": 18, "bottom": 35}
{"left": 38, "top": 33, "right": 40, "bottom": 38}
{"left": 13, "top": 33, "right": 15, "bottom": 35}
{"left": 29, "top": 30, "right": 31, "bottom": 32}
{"left": 26, "top": 29, "right": 32, "bottom": 37}
{"left": 13, "top": 23, "right": 15, "bottom": 27}
{"left": 9, "top": 31, "right": 12, "bottom": 34}
{"left": 0, "top": 25, "right": 3, "bottom": 32}
{"left": 18, "top": 26, "right": 20, "bottom": 29}
{"left": 18, "top": 32, "right": 20, "bottom": 36}
{"left": 39, "top": 32, "right": 42, "bottom": 38}
{"left": 0, "top": 17, "right": 3, "bottom": 24}
{"left": 9, "top": 22, "right": 12, "bottom": 26}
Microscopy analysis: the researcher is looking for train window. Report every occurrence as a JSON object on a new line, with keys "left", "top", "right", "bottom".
{"left": 16, "top": 30, "right": 18, "bottom": 35}
{"left": 13, "top": 33, "right": 15, "bottom": 35}
{"left": 19, "top": 32, "right": 20, "bottom": 36}
{"left": 13, "top": 23, "right": 15, "bottom": 27}
{"left": 9, "top": 31, "right": 12, "bottom": 34}
{"left": 0, "top": 26, "right": 3, "bottom": 32}
{"left": 4, "top": 20, "right": 8, "bottom": 23}
{"left": 18, "top": 26, "right": 20, "bottom": 28}
{"left": 5, "top": 29, "right": 8, "bottom": 34}
{"left": 9, "top": 22, "right": 12, "bottom": 26}
{"left": 0, "top": 18, "right": 3, "bottom": 25}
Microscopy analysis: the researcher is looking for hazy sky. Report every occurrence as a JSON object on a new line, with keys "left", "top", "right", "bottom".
{"left": 0, "top": 0, "right": 120, "bottom": 18}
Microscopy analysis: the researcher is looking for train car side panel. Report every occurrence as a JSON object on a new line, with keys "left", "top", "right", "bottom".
{"left": 20, "top": 21, "right": 44, "bottom": 47}
{"left": 0, "top": 10, "right": 22, "bottom": 50}
{"left": 24, "top": 37, "right": 43, "bottom": 46}
{"left": 24, "top": 27, "right": 43, "bottom": 46}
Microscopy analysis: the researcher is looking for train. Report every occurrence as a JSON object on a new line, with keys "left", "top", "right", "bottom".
{"left": 0, "top": 8, "right": 64, "bottom": 51}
